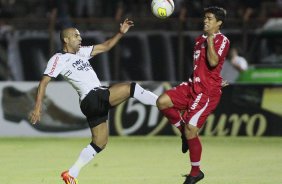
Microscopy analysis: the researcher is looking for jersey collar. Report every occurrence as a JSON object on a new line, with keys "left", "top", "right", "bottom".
{"left": 202, "top": 31, "right": 221, "bottom": 38}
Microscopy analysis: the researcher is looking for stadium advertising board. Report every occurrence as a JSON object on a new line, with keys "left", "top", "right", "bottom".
{"left": 109, "top": 83, "right": 282, "bottom": 136}
{"left": 0, "top": 82, "right": 281, "bottom": 137}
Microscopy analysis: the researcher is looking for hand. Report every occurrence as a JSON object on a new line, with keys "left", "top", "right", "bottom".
{"left": 207, "top": 34, "right": 214, "bottom": 43}
{"left": 29, "top": 109, "right": 41, "bottom": 124}
{"left": 119, "top": 18, "right": 134, "bottom": 34}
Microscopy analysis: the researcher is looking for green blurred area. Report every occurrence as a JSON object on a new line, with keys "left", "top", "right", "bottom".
{"left": 0, "top": 136, "right": 281, "bottom": 184}
{"left": 238, "top": 67, "right": 282, "bottom": 83}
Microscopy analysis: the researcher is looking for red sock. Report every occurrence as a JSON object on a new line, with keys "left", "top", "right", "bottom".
{"left": 187, "top": 136, "right": 202, "bottom": 176}
{"left": 160, "top": 108, "right": 182, "bottom": 131}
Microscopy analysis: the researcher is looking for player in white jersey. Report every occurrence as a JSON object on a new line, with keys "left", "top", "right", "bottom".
{"left": 29, "top": 19, "right": 158, "bottom": 184}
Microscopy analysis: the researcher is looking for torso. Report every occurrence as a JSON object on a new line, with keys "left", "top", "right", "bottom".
{"left": 191, "top": 33, "right": 230, "bottom": 95}
{"left": 44, "top": 46, "right": 101, "bottom": 101}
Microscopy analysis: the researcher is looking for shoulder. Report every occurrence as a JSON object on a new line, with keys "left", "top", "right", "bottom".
{"left": 217, "top": 33, "right": 230, "bottom": 43}
{"left": 48, "top": 52, "right": 70, "bottom": 63}
{"left": 76, "top": 45, "right": 94, "bottom": 57}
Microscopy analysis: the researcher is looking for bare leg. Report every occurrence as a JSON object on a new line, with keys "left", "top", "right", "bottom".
{"left": 68, "top": 122, "right": 108, "bottom": 178}
{"left": 90, "top": 122, "right": 109, "bottom": 149}
{"left": 108, "top": 82, "right": 131, "bottom": 106}
{"left": 109, "top": 82, "right": 157, "bottom": 107}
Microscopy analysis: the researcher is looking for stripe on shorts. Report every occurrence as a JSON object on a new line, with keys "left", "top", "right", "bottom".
{"left": 189, "top": 98, "right": 210, "bottom": 127}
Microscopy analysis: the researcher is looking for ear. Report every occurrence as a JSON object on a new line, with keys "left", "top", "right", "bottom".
{"left": 63, "top": 37, "right": 69, "bottom": 44}
{"left": 217, "top": 20, "right": 223, "bottom": 28}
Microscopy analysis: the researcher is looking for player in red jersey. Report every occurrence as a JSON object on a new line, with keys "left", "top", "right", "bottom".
{"left": 157, "top": 6, "right": 230, "bottom": 184}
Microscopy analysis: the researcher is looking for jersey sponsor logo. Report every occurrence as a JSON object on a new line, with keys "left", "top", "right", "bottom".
{"left": 72, "top": 59, "right": 93, "bottom": 71}
{"left": 48, "top": 56, "right": 59, "bottom": 76}
{"left": 191, "top": 93, "right": 203, "bottom": 110}
{"left": 218, "top": 37, "right": 228, "bottom": 56}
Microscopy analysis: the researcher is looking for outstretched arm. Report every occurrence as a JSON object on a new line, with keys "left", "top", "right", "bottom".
{"left": 29, "top": 75, "right": 52, "bottom": 124}
{"left": 91, "top": 18, "right": 134, "bottom": 56}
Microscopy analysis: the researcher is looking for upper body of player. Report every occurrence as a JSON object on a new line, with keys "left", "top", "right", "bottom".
{"left": 191, "top": 7, "right": 230, "bottom": 95}
{"left": 29, "top": 19, "right": 134, "bottom": 124}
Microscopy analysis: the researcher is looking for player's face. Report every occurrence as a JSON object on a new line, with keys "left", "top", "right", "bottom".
{"left": 203, "top": 13, "right": 222, "bottom": 34}
{"left": 67, "top": 29, "right": 82, "bottom": 52}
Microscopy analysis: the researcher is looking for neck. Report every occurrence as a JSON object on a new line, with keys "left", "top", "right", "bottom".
{"left": 63, "top": 47, "right": 75, "bottom": 54}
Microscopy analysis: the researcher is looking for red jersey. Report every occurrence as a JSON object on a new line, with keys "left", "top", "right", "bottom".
{"left": 191, "top": 32, "right": 230, "bottom": 95}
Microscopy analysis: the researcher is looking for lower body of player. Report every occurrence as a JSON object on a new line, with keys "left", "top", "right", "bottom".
{"left": 157, "top": 82, "right": 221, "bottom": 184}
{"left": 157, "top": 82, "right": 190, "bottom": 153}
{"left": 61, "top": 82, "right": 158, "bottom": 184}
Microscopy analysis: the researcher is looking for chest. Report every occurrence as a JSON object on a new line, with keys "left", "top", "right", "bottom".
{"left": 61, "top": 54, "right": 93, "bottom": 74}
{"left": 193, "top": 38, "right": 207, "bottom": 62}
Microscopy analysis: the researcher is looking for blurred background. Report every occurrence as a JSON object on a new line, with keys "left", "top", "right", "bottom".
{"left": 0, "top": 0, "right": 282, "bottom": 137}
{"left": 0, "top": 0, "right": 281, "bottom": 82}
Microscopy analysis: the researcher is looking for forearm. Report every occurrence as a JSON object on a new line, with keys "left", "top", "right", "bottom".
{"left": 34, "top": 81, "right": 47, "bottom": 110}
{"left": 207, "top": 38, "right": 219, "bottom": 67}
{"left": 103, "top": 32, "right": 124, "bottom": 52}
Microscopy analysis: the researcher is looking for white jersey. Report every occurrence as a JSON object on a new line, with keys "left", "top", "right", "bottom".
{"left": 44, "top": 46, "right": 101, "bottom": 101}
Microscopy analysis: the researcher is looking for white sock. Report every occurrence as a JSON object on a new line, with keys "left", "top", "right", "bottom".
{"left": 133, "top": 83, "right": 158, "bottom": 106}
{"left": 69, "top": 144, "right": 97, "bottom": 178}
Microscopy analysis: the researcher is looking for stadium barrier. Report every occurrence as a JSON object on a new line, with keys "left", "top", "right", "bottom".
{"left": 0, "top": 30, "right": 252, "bottom": 82}
{"left": 0, "top": 82, "right": 281, "bottom": 137}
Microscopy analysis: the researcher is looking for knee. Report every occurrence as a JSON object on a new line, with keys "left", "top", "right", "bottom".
{"left": 91, "top": 135, "right": 108, "bottom": 150}
{"left": 185, "top": 124, "right": 199, "bottom": 139}
{"left": 156, "top": 94, "right": 171, "bottom": 110}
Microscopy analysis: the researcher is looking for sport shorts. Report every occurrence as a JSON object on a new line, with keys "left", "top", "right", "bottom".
{"left": 165, "top": 82, "right": 221, "bottom": 128}
{"left": 80, "top": 87, "right": 112, "bottom": 128}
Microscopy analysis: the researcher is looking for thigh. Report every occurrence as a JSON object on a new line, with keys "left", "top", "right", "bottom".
{"left": 80, "top": 88, "right": 110, "bottom": 127}
{"left": 165, "top": 82, "right": 190, "bottom": 110}
{"left": 185, "top": 93, "right": 221, "bottom": 128}
{"left": 108, "top": 82, "right": 131, "bottom": 106}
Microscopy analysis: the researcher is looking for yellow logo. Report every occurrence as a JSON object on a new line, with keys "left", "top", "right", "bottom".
{"left": 157, "top": 8, "right": 167, "bottom": 17}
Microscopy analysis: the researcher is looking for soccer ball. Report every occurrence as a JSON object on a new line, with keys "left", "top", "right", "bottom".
{"left": 151, "top": 0, "right": 175, "bottom": 19}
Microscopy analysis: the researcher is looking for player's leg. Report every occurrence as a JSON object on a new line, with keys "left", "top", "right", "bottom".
{"left": 109, "top": 82, "right": 158, "bottom": 106}
{"left": 156, "top": 83, "right": 189, "bottom": 131}
{"left": 183, "top": 94, "right": 220, "bottom": 184}
{"left": 157, "top": 93, "right": 183, "bottom": 130}
{"left": 67, "top": 122, "right": 107, "bottom": 179}
{"left": 157, "top": 83, "right": 190, "bottom": 153}
{"left": 182, "top": 117, "right": 204, "bottom": 184}
{"left": 62, "top": 89, "right": 110, "bottom": 184}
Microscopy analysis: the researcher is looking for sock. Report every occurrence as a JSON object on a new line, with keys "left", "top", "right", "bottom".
{"left": 187, "top": 136, "right": 202, "bottom": 176}
{"left": 130, "top": 82, "right": 158, "bottom": 106}
{"left": 68, "top": 143, "right": 99, "bottom": 178}
{"left": 161, "top": 108, "right": 183, "bottom": 132}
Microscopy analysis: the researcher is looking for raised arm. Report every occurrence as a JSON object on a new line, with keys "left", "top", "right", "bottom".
{"left": 206, "top": 35, "right": 219, "bottom": 67}
{"left": 29, "top": 75, "right": 52, "bottom": 124}
{"left": 91, "top": 18, "right": 134, "bottom": 56}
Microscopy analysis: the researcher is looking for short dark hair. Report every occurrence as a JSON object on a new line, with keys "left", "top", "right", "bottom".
{"left": 60, "top": 27, "right": 75, "bottom": 44}
{"left": 204, "top": 6, "right": 227, "bottom": 24}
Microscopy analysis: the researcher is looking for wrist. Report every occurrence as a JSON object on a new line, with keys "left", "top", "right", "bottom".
{"left": 119, "top": 31, "right": 124, "bottom": 35}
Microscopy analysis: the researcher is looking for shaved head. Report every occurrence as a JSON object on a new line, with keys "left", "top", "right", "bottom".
{"left": 60, "top": 28, "right": 77, "bottom": 44}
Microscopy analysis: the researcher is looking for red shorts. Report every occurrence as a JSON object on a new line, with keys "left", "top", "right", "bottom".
{"left": 165, "top": 82, "right": 221, "bottom": 128}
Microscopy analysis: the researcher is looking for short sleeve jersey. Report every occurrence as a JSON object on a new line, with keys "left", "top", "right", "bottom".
{"left": 191, "top": 33, "right": 230, "bottom": 95}
{"left": 44, "top": 46, "right": 101, "bottom": 101}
